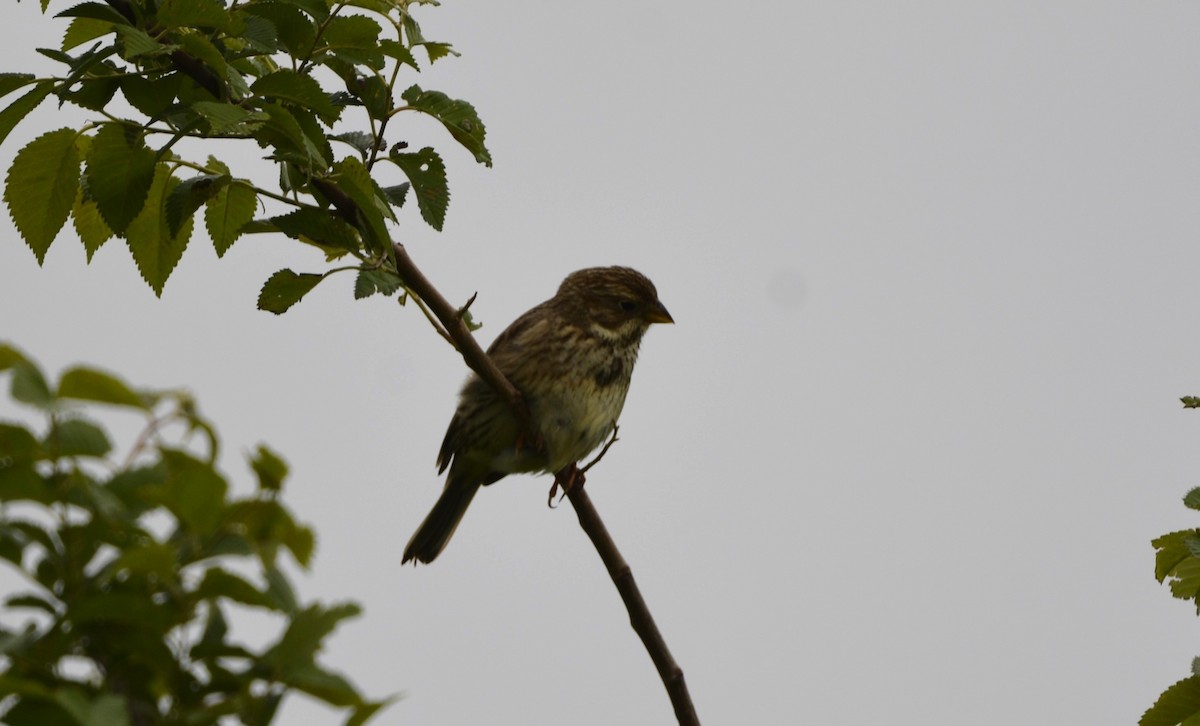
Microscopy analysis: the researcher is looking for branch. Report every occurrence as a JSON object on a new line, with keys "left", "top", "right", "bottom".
{"left": 391, "top": 242, "right": 700, "bottom": 725}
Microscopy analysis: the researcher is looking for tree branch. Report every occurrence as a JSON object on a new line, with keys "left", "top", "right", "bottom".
{"left": 391, "top": 242, "right": 699, "bottom": 725}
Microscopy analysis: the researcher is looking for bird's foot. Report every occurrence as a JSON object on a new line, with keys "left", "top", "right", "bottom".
{"left": 547, "top": 464, "right": 586, "bottom": 508}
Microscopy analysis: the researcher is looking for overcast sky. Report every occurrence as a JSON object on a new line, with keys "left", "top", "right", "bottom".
{"left": 3, "top": 1, "right": 1200, "bottom": 723}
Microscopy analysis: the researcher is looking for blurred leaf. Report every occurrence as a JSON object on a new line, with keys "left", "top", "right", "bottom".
{"left": 50, "top": 418, "right": 112, "bottom": 458}
{"left": 250, "top": 445, "right": 288, "bottom": 492}
{"left": 283, "top": 662, "right": 360, "bottom": 706}
{"left": 389, "top": 146, "right": 447, "bottom": 231}
{"left": 68, "top": 592, "right": 172, "bottom": 630}
{"left": 125, "top": 165, "right": 194, "bottom": 297}
{"left": 158, "top": 448, "right": 228, "bottom": 536}
{"left": 0, "top": 343, "right": 31, "bottom": 371}
{"left": 1182, "top": 396, "right": 1200, "bottom": 409}
{"left": 85, "top": 123, "right": 156, "bottom": 235}
{"left": 55, "top": 689, "right": 131, "bottom": 726}
{"left": 112, "top": 541, "right": 177, "bottom": 580}
{"left": 196, "top": 568, "right": 277, "bottom": 610}
{"left": 0, "top": 423, "right": 40, "bottom": 459}
{"left": 0, "top": 465, "right": 48, "bottom": 504}
{"left": 345, "top": 696, "right": 400, "bottom": 726}
{"left": 4, "top": 593, "right": 58, "bottom": 615}
{"left": 258, "top": 269, "right": 325, "bottom": 314}
{"left": 4, "top": 128, "right": 80, "bottom": 264}
{"left": 11, "top": 362, "right": 55, "bottom": 410}
{"left": 263, "top": 602, "right": 361, "bottom": 670}
{"left": 57, "top": 367, "right": 147, "bottom": 409}
{"left": 265, "top": 565, "right": 298, "bottom": 613}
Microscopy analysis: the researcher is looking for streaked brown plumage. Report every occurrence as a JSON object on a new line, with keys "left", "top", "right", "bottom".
{"left": 402, "top": 266, "right": 673, "bottom": 564}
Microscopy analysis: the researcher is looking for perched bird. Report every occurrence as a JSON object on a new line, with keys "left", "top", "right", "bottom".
{"left": 402, "top": 266, "right": 673, "bottom": 564}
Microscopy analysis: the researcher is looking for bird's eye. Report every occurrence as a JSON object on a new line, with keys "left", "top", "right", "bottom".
{"left": 619, "top": 300, "right": 638, "bottom": 312}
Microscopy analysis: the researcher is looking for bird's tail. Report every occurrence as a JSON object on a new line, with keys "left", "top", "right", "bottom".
{"left": 402, "top": 477, "right": 481, "bottom": 564}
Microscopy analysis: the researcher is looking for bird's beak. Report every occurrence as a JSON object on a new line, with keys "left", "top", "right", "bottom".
{"left": 643, "top": 301, "right": 674, "bottom": 325}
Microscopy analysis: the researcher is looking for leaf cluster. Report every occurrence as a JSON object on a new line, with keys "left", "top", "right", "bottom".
{"left": 3, "top": 0, "right": 490, "bottom": 310}
{"left": 0, "top": 343, "right": 391, "bottom": 725}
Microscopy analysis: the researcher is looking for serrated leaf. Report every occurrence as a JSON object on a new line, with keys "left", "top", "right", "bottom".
{"left": 320, "top": 15, "right": 383, "bottom": 69}
{"left": 72, "top": 187, "right": 113, "bottom": 261}
{"left": 401, "top": 85, "right": 490, "bottom": 166}
{"left": 389, "top": 146, "right": 448, "bottom": 231}
{"left": 241, "top": 3, "right": 314, "bottom": 56}
{"left": 166, "top": 173, "right": 229, "bottom": 238}
{"left": 1141, "top": 674, "right": 1200, "bottom": 726}
{"left": 4, "top": 128, "right": 80, "bottom": 264}
{"left": 276, "top": 0, "right": 329, "bottom": 20}
{"left": 0, "top": 81, "right": 52, "bottom": 149}
{"left": 62, "top": 17, "right": 113, "bottom": 51}
{"left": 54, "top": 2, "right": 131, "bottom": 25}
{"left": 330, "top": 131, "right": 376, "bottom": 157}
{"left": 206, "top": 180, "right": 257, "bottom": 257}
{"left": 381, "top": 183, "right": 409, "bottom": 208}
{"left": 57, "top": 367, "right": 146, "bottom": 409}
{"left": 86, "top": 123, "right": 156, "bottom": 234}
{"left": 121, "top": 73, "right": 184, "bottom": 118}
{"left": 0, "top": 74, "right": 37, "bottom": 101}
{"left": 61, "top": 76, "right": 121, "bottom": 112}
{"left": 252, "top": 70, "right": 338, "bottom": 125}
{"left": 354, "top": 269, "right": 403, "bottom": 299}
{"left": 51, "top": 418, "right": 112, "bottom": 458}
{"left": 125, "top": 165, "right": 194, "bottom": 297}
{"left": 271, "top": 207, "right": 360, "bottom": 253}
{"left": 423, "top": 42, "right": 458, "bottom": 64}
{"left": 157, "top": 0, "right": 229, "bottom": 30}
{"left": 178, "top": 32, "right": 228, "bottom": 81}
{"left": 114, "top": 25, "right": 167, "bottom": 58}
{"left": 378, "top": 39, "right": 417, "bottom": 69}
{"left": 258, "top": 269, "right": 325, "bottom": 314}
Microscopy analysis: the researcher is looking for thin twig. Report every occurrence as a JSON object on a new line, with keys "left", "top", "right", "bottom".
{"left": 391, "top": 242, "right": 700, "bottom": 725}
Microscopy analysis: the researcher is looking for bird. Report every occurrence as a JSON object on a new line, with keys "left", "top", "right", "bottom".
{"left": 402, "top": 266, "right": 673, "bottom": 565}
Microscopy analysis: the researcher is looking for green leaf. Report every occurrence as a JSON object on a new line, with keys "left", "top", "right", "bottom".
{"left": 166, "top": 173, "right": 229, "bottom": 238}
{"left": 263, "top": 602, "right": 362, "bottom": 669}
{"left": 61, "top": 76, "right": 122, "bottom": 112}
{"left": 178, "top": 32, "right": 229, "bottom": 83}
{"left": 354, "top": 269, "right": 403, "bottom": 300}
{"left": 62, "top": 17, "right": 114, "bottom": 51}
{"left": 57, "top": 366, "right": 147, "bottom": 409}
{"left": 0, "top": 343, "right": 31, "bottom": 371}
{"left": 159, "top": 448, "right": 229, "bottom": 535}
{"left": 389, "top": 146, "right": 448, "bottom": 231}
{"left": 112, "top": 541, "right": 177, "bottom": 580}
{"left": 85, "top": 123, "right": 157, "bottom": 235}
{"left": 330, "top": 131, "right": 376, "bottom": 157}
{"left": 1142, "top": 674, "right": 1200, "bottom": 726}
{"left": 401, "top": 85, "right": 491, "bottom": 166}
{"left": 1185, "top": 488, "right": 1200, "bottom": 511}
{"left": 241, "top": 3, "right": 314, "bottom": 56}
{"left": 320, "top": 15, "right": 384, "bottom": 69}
{"left": 283, "top": 662, "right": 361, "bottom": 706}
{"left": 1153, "top": 530, "right": 1195, "bottom": 583}
{"left": 345, "top": 696, "right": 400, "bottom": 726}
{"left": 381, "top": 182, "right": 409, "bottom": 208}
{"left": 51, "top": 418, "right": 112, "bottom": 458}
{"left": 423, "top": 42, "right": 459, "bottom": 64}
{"left": 0, "top": 74, "right": 37, "bottom": 101}
{"left": 0, "top": 423, "right": 40, "bottom": 460}
{"left": 0, "top": 464, "right": 47, "bottom": 503}
{"left": 271, "top": 207, "right": 360, "bottom": 254}
{"left": 114, "top": 25, "right": 168, "bottom": 58}
{"left": 191, "top": 100, "right": 257, "bottom": 133}
{"left": 4, "top": 129, "right": 81, "bottom": 264}
{"left": 0, "top": 81, "right": 52, "bottom": 148}
{"left": 157, "top": 0, "right": 229, "bottom": 30}
{"left": 72, "top": 185, "right": 114, "bottom": 261}
{"left": 55, "top": 689, "right": 131, "bottom": 726}
{"left": 258, "top": 269, "right": 325, "bottom": 314}
{"left": 250, "top": 445, "right": 288, "bottom": 492}
{"left": 252, "top": 70, "right": 338, "bottom": 125}
{"left": 1183, "top": 396, "right": 1200, "bottom": 409}
{"left": 378, "top": 39, "right": 417, "bottom": 69}
{"left": 121, "top": 73, "right": 184, "bottom": 118}
{"left": 54, "top": 2, "right": 131, "bottom": 25}
{"left": 11, "top": 362, "right": 55, "bottom": 410}
{"left": 205, "top": 181, "right": 257, "bottom": 257}
{"left": 265, "top": 565, "right": 299, "bottom": 613}
{"left": 276, "top": 0, "right": 329, "bottom": 20}
{"left": 195, "top": 567, "right": 278, "bottom": 610}
{"left": 68, "top": 591, "right": 172, "bottom": 630}
{"left": 125, "top": 165, "right": 194, "bottom": 297}
{"left": 330, "top": 155, "right": 393, "bottom": 250}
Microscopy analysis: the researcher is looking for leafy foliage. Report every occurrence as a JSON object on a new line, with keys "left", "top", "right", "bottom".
{"left": 0, "top": 343, "right": 390, "bottom": 725}
{"left": 2, "top": 0, "right": 486, "bottom": 311}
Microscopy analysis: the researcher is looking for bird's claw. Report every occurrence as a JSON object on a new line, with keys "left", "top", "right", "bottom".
{"left": 547, "top": 465, "right": 585, "bottom": 508}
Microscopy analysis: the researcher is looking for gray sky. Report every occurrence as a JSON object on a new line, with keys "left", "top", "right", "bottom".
{"left": 2, "top": 1, "right": 1199, "bottom": 723}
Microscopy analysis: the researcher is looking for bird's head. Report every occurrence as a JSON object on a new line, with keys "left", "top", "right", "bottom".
{"left": 555, "top": 266, "right": 674, "bottom": 337}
